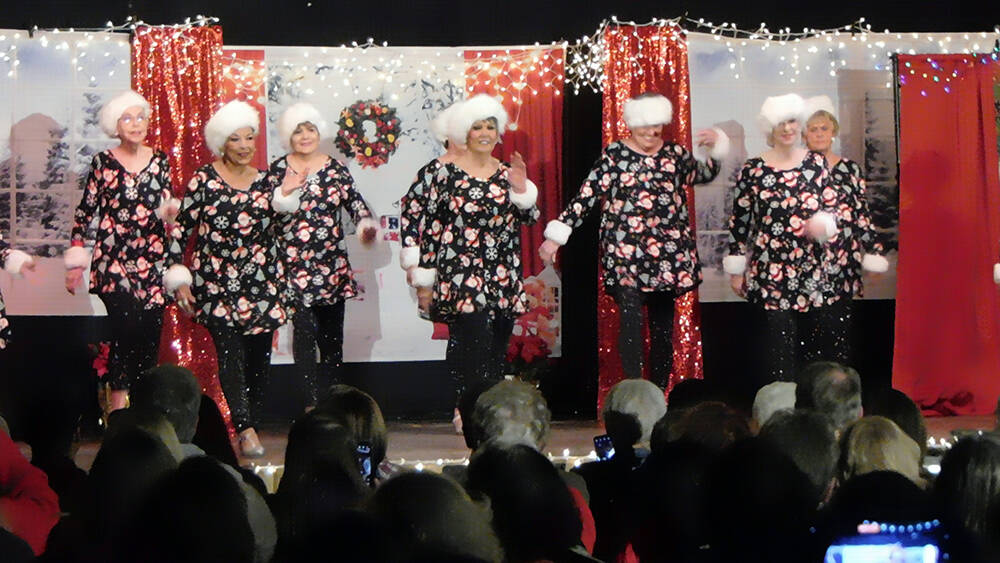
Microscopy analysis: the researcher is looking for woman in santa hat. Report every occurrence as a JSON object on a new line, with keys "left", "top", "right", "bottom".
{"left": 269, "top": 102, "right": 378, "bottom": 410}
{"left": 408, "top": 94, "right": 539, "bottom": 405}
{"left": 724, "top": 93, "right": 847, "bottom": 384}
{"left": 165, "top": 100, "right": 305, "bottom": 457}
{"left": 538, "top": 92, "right": 727, "bottom": 387}
{"left": 64, "top": 90, "right": 179, "bottom": 417}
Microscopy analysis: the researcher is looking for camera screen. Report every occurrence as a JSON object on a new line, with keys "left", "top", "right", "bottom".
{"left": 593, "top": 434, "right": 615, "bottom": 461}
{"left": 824, "top": 521, "right": 944, "bottom": 563}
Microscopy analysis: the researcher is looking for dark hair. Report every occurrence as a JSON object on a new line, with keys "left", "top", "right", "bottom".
{"left": 668, "top": 401, "right": 751, "bottom": 453}
{"left": 466, "top": 444, "right": 581, "bottom": 562}
{"left": 666, "top": 378, "right": 718, "bottom": 411}
{"left": 796, "top": 361, "right": 862, "bottom": 431}
{"left": 759, "top": 409, "right": 838, "bottom": 504}
{"left": 114, "top": 456, "right": 255, "bottom": 563}
{"left": 368, "top": 472, "right": 502, "bottom": 562}
{"left": 824, "top": 470, "right": 933, "bottom": 542}
{"left": 275, "top": 414, "right": 369, "bottom": 548}
{"left": 869, "top": 388, "right": 927, "bottom": 460}
{"left": 315, "top": 384, "right": 388, "bottom": 466}
{"left": 932, "top": 434, "right": 1000, "bottom": 540}
{"left": 131, "top": 364, "right": 202, "bottom": 443}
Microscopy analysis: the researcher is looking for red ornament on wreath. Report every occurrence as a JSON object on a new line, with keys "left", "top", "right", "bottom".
{"left": 335, "top": 99, "right": 402, "bottom": 169}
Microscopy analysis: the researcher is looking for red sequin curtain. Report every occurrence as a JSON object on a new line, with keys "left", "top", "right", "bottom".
{"left": 464, "top": 48, "right": 564, "bottom": 277}
{"left": 131, "top": 26, "right": 236, "bottom": 439}
{"left": 598, "top": 24, "right": 703, "bottom": 409}
{"left": 894, "top": 54, "right": 1000, "bottom": 415}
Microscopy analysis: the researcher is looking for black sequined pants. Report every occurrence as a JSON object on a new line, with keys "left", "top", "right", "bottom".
{"left": 98, "top": 293, "right": 163, "bottom": 390}
{"left": 206, "top": 322, "right": 273, "bottom": 432}
{"left": 760, "top": 299, "right": 853, "bottom": 385}
{"left": 612, "top": 287, "right": 676, "bottom": 388}
{"left": 446, "top": 311, "right": 515, "bottom": 402}
{"left": 292, "top": 302, "right": 346, "bottom": 408}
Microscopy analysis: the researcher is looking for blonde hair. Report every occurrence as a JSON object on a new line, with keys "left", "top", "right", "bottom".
{"left": 806, "top": 110, "right": 840, "bottom": 136}
{"left": 840, "top": 416, "right": 923, "bottom": 486}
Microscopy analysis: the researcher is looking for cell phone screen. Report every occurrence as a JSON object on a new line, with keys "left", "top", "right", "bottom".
{"left": 824, "top": 521, "right": 945, "bottom": 562}
{"left": 593, "top": 434, "right": 615, "bottom": 461}
{"left": 357, "top": 442, "right": 373, "bottom": 486}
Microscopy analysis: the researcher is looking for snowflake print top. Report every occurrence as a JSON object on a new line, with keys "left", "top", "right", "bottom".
{"left": 554, "top": 142, "right": 720, "bottom": 293}
{"left": 70, "top": 150, "right": 173, "bottom": 308}
{"left": 0, "top": 236, "right": 12, "bottom": 349}
{"left": 419, "top": 162, "right": 539, "bottom": 323}
{"left": 168, "top": 164, "right": 293, "bottom": 335}
{"left": 270, "top": 156, "right": 374, "bottom": 308}
{"left": 727, "top": 151, "right": 845, "bottom": 311}
{"left": 399, "top": 159, "right": 442, "bottom": 250}
{"left": 825, "top": 158, "right": 883, "bottom": 298}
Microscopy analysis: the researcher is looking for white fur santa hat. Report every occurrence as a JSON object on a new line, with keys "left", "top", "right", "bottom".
{"left": 204, "top": 100, "right": 260, "bottom": 157}
{"left": 803, "top": 95, "right": 836, "bottom": 121}
{"left": 447, "top": 94, "right": 508, "bottom": 143}
{"left": 623, "top": 93, "right": 673, "bottom": 128}
{"left": 430, "top": 101, "right": 465, "bottom": 144}
{"left": 277, "top": 102, "right": 328, "bottom": 151}
{"left": 99, "top": 90, "right": 151, "bottom": 138}
{"left": 756, "top": 93, "right": 806, "bottom": 134}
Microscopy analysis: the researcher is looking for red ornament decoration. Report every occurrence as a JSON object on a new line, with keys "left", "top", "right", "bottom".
{"left": 598, "top": 24, "right": 704, "bottom": 410}
{"left": 335, "top": 100, "right": 402, "bottom": 168}
{"left": 132, "top": 25, "right": 237, "bottom": 443}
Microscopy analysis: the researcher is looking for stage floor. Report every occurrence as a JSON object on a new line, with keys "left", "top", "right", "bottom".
{"left": 65, "top": 415, "right": 996, "bottom": 474}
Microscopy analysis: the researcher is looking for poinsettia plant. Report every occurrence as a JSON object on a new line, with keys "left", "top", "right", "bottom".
{"left": 89, "top": 341, "right": 110, "bottom": 378}
{"left": 506, "top": 332, "right": 551, "bottom": 384}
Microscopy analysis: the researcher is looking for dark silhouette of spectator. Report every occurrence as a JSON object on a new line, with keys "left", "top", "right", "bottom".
{"left": 666, "top": 378, "right": 720, "bottom": 412}
{"left": 660, "top": 400, "right": 752, "bottom": 454}
{"left": 314, "top": 384, "right": 396, "bottom": 483}
{"left": 21, "top": 406, "right": 87, "bottom": 515}
{"left": 0, "top": 427, "right": 60, "bottom": 556}
{"left": 192, "top": 394, "right": 240, "bottom": 467}
{"left": 0, "top": 528, "right": 33, "bottom": 563}
{"left": 467, "top": 444, "right": 586, "bottom": 562}
{"left": 131, "top": 364, "right": 202, "bottom": 450}
{"left": 113, "top": 456, "right": 256, "bottom": 563}
{"left": 932, "top": 434, "right": 1000, "bottom": 559}
{"left": 368, "top": 472, "right": 503, "bottom": 562}
{"left": 839, "top": 416, "right": 923, "bottom": 486}
{"left": 759, "top": 409, "right": 839, "bottom": 507}
{"left": 868, "top": 388, "right": 928, "bottom": 462}
{"left": 795, "top": 361, "right": 862, "bottom": 433}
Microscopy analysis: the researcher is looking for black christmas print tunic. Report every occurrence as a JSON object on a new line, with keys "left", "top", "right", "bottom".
{"left": 400, "top": 160, "right": 444, "bottom": 251}
{"left": 71, "top": 150, "right": 173, "bottom": 308}
{"left": 269, "top": 156, "right": 374, "bottom": 308}
{"left": 727, "top": 151, "right": 845, "bottom": 311}
{"left": 168, "top": 164, "right": 293, "bottom": 335}
{"left": 553, "top": 142, "right": 720, "bottom": 294}
{"left": 825, "top": 158, "right": 883, "bottom": 298}
{"left": 418, "top": 162, "right": 539, "bottom": 323}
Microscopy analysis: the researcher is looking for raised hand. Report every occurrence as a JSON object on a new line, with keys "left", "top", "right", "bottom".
{"left": 65, "top": 268, "right": 83, "bottom": 295}
{"left": 20, "top": 258, "right": 36, "bottom": 275}
{"left": 694, "top": 128, "right": 719, "bottom": 149}
{"left": 729, "top": 274, "right": 746, "bottom": 299}
{"left": 174, "top": 285, "right": 196, "bottom": 315}
{"left": 416, "top": 286, "right": 433, "bottom": 313}
{"left": 281, "top": 166, "right": 309, "bottom": 196}
{"left": 510, "top": 151, "right": 527, "bottom": 194}
{"left": 539, "top": 239, "right": 560, "bottom": 266}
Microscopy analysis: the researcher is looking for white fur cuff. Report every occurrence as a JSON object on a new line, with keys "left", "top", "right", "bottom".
{"left": 155, "top": 197, "right": 181, "bottom": 222}
{"left": 400, "top": 246, "right": 420, "bottom": 270}
{"left": 544, "top": 220, "right": 572, "bottom": 246}
{"left": 509, "top": 179, "right": 538, "bottom": 210}
{"left": 272, "top": 187, "right": 301, "bottom": 214}
{"left": 862, "top": 254, "right": 889, "bottom": 273}
{"left": 809, "top": 211, "right": 837, "bottom": 243}
{"left": 4, "top": 249, "right": 32, "bottom": 277}
{"left": 357, "top": 217, "right": 380, "bottom": 243}
{"left": 994, "top": 263, "right": 1000, "bottom": 285}
{"left": 64, "top": 246, "right": 91, "bottom": 270}
{"left": 695, "top": 127, "right": 730, "bottom": 163}
{"left": 723, "top": 255, "right": 747, "bottom": 275}
{"left": 410, "top": 267, "right": 437, "bottom": 288}
{"left": 164, "top": 264, "right": 193, "bottom": 293}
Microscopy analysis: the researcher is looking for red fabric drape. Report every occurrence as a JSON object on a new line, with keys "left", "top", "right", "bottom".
{"left": 465, "top": 48, "right": 564, "bottom": 277}
{"left": 131, "top": 26, "right": 236, "bottom": 438}
{"left": 597, "top": 25, "right": 703, "bottom": 409}
{"left": 895, "top": 54, "right": 1000, "bottom": 415}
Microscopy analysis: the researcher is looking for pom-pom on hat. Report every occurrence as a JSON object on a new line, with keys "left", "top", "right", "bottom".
{"left": 99, "top": 90, "right": 151, "bottom": 138}
{"left": 204, "top": 101, "right": 260, "bottom": 157}
{"left": 623, "top": 94, "right": 673, "bottom": 128}
{"left": 447, "top": 94, "right": 508, "bottom": 143}
{"left": 430, "top": 101, "right": 464, "bottom": 144}
{"left": 803, "top": 95, "right": 836, "bottom": 121}
{"left": 756, "top": 93, "right": 806, "bottom": 134}
{"left": 277, "top": 102, "right": 328, "bottom": 151}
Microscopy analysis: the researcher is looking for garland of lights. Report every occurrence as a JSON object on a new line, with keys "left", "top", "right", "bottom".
{"left": 334, "top": 99, "right": 402, "bottom": 169}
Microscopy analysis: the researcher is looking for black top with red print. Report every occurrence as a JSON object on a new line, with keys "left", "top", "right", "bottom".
{"left": 418, "top": 162, "right": 539, "bottom": 323}
{"left": 270, "top": 156, "right": 374, "bottom": 308}
{"left": 71, "top": 150, "right": 173, "bottom": 308}
{"left": 826, "top": 158, "right": 883, "bottom": 298}
{"left": 168, "top": 164, "right": 293, "bottom": 335}
{"left": 399, "top": 159, "right": 443, "bottom": 251}
{"left": 728, "top": 151, "right": 845, "bottom": 311}
{"left": 555, "top": 142, "right": 719, "bottom": 294}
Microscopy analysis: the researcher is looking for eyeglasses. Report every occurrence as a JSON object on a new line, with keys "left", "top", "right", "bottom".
{"left": 119, "top": 114, "right": 147, "bottom": 125}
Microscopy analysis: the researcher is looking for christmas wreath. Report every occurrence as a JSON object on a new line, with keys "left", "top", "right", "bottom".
{"left": 334, "top": 99, "right": 401, "bottom": 169}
